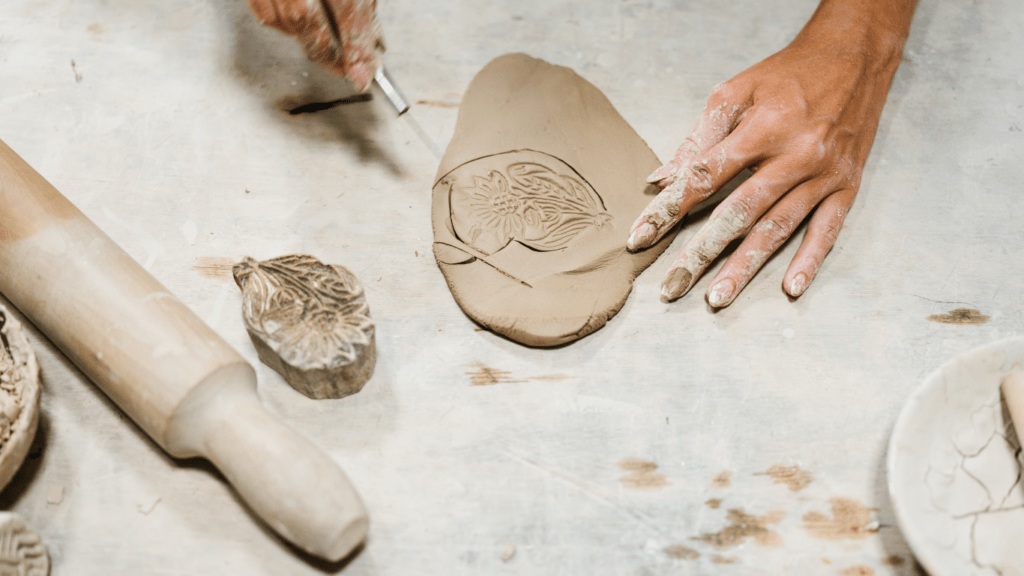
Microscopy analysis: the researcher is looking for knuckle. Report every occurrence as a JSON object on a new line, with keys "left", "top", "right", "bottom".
{"left": 707, "top": 80, "right": 745, "bottom": 110}
{"left": 757, "top": 214, "right": 797, "bottom": 244}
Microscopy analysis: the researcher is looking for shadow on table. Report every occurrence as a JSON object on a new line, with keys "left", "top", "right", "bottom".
{"left": 210, "top": 1, "right": 406, "bottom": 179}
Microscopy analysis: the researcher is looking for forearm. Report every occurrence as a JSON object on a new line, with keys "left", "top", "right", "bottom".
{"left": 796, "top": 0, "right": 917, "bottom": 65}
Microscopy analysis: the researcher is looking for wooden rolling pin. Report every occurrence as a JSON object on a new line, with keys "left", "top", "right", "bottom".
{"left": 0, "top": 138, "right": 368, "bottom": 561}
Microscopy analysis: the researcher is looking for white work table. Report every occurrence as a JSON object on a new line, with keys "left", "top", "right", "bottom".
{"left": 2, "top": 0, "right": 1022, "bottom": 574}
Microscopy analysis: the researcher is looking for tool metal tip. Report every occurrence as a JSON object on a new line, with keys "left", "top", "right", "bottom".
{"left": 373, "top": 66, "right": 410, "bottom": 116}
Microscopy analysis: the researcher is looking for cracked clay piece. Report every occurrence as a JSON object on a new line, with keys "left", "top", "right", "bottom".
{"left": 0, "top": 305, "right": 40, "bottom": 493}
{"left": 432, "top": 53, "right": 679, "bottom": 347}
{"left": 233, "top": 255, "right": 375, "bottom": 399}
{"left": 0, "top": 513, "right": 49, "bottom": 576}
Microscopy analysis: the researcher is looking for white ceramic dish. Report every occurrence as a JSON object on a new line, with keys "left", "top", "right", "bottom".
{"left": 888, "top": 337, "right": 1024, "bottom": 576}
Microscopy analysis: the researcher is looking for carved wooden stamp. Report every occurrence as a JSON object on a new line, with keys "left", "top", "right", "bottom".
{"left": 0, "top": 513, "right": 49, "bottom": 576}
{"left": 233, "top": 255, "right": 376, "bottom": 399}
{"left": 0, "top": 306, "right": 41, "bottom": 494}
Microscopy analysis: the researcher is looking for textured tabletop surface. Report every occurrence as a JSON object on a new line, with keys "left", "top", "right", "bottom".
{"left": 1, "top": 0, "right": 1023, "bottom": 574}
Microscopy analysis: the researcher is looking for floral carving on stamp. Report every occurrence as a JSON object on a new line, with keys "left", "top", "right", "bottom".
{"left": 444, "top": 153, "right": 612, "bottom": 255}
{"left": 233, "top": 255, "right": 375, "bottom": 399}
{"left": 0, "top": 513, "right": 49, "bottom": 576}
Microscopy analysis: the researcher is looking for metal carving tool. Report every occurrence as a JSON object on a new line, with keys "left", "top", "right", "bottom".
{"left": 373, "top": 65, "right": 445, "bottom": 160}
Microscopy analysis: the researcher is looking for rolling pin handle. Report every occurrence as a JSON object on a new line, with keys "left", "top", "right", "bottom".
{"left": 166, "top": 363, "right": 369, "bottom": 561}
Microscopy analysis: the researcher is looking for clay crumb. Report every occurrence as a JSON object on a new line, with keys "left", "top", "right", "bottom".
{"left": 466, "top": 363, "right": 523, "bottom": 386}
{"left": 663, "top": 544, "right": 699, "bottom": 560}
{"left": 193, "top": 256, "right": 235, "bottom": 280}
{"left": 926, "top": 308, "right": 990, "bottom": 325}
{"left": 802, "top": 497, "right": 877, "bottom": 541}
{"left": 839, "top": 566, "right": 875, "bottom": 576}
{"left": 712, "top": 555, "right": 738, "bottom": 564}
{"left": 46, "top": 485, "right": 64, "bottom": 505}
{"left": 692, "top": 508, "right": 785, "bottom": 549}
{"left": 706, "top": 498, "right": 722, "bottom": 509}
{"left": 618, "top": 458, "right": 669, "bottom": 489}
{"left": 881, "top": 555, "right": 904, "bottom": 566}
{"left": 465, "top": 363, "right": 573, "bottom": 385}
{"left": 137, "top": 497, "right": 161, "bottom": 516}
{"left": 417, "top": 99, "right": 460, "bottom": 108}
{"left": 711, "top": 470, "right": 732, "bottom": 489}
{"left": 755, "top": 464, "right": 813, "bottom": 492}
{"left": 500, "top": 542, "right": 516, "bottom": 562}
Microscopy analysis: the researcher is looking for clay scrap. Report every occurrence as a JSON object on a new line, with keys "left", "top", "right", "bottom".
{"left": 233, "top": 255, "right": 376, "bottom": 399}
{"left": 0, "top": 513, "right": 49, "bottom": 575}
{"left": 0, "top": 305, "right": 40, "bottom": 493}
{"left": 432, "top": 53, "right": 679, "bottom": 347}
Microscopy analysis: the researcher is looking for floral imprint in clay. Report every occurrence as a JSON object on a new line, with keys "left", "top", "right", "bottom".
{"left": 0, "top": 305, "right": 41, "bottom": 493}
{"left": 233, "top": 255, "right": 375, "bottom": 399}
{"left": 0, "top": 512, "right": 49, "bottom": 575}
{"left": 432, "top": 53, "right": 679, "bottom": 346}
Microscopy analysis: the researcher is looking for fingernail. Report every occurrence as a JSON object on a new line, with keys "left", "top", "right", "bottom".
{"left": 646, "top": 164, "right": 673, "bottom": 184}
{"left": 662, "top": 268, "right": 693, "bottom": 302}
{"left": 627, "top": 222, "right": 658, "bottom": 251}
{"left": 707, "top": 278, "right": 736, "bottom": 308}
{"left": 788, "top": 272, "right": 808, "bottom": 297}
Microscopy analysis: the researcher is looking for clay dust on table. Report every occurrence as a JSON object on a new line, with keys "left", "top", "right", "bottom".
{"left": 617, "top": 458, "right": 669, "bottom": 489}
{"left": 692, "top": 508, "right": 786, "bottom": 549}
{"left": 706, "top": 498, "right": 722, "bottom": 509}
{"left": 711, "top": 470, "right": 732, "bottom": 488}
{"left": 755, "top": 464, "right": 813, "bottom": 491}
{"left": 464, "top": 362, "right": 573, "bottom": 386}
{"left": 926, "top": 307, "right": 991, "bottom": 325}
{"left": 663, "top": 544, "right": 699, "bottom": 560}
{"left": 802, "top": 497, "right": 877, "bottom": 541}
{"left": 192, "top": 256, "right": 235, "bottom": 280}
{"left": 839, "top": 566, "right": 875, "bottom": 576}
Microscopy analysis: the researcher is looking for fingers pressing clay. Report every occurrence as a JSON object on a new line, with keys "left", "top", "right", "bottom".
{"left": 783, "top": 191, "right": 853, "bottom": 298}
{"left": 659, "top": 164, "right": 804, "bottom": 302}
{"left": 704, "top": 178, "right": 829, "bottom": 308}
{"left": 627, "top": 136, "right": 759, "bottom": 253}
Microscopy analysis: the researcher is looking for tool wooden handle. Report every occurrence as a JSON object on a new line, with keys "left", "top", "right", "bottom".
{"left": 1001, "top": 363, "right": 1024, "bottom": 443}
{"left": 0, "top": 138, "right": 367, "bottom": 561}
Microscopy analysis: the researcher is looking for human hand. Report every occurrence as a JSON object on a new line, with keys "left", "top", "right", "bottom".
{"left": 628, "top": 0, "right": 916, "bottom": 307}
{"left": 247, "top": 0, "right": 384, "bottom": 91}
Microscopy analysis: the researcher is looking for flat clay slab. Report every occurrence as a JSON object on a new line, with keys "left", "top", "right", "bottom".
{"left": 432, "top": 53, "right": 678, "bottom": 347}
{"left": 233, "top": 255, "right": 376, "bottom": 400}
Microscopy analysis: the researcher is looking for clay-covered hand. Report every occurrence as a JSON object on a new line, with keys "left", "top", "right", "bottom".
{"left": 628, "top": 0, "right": 916, "bottom": 307}
{"left": 247, "top": 0, "right": 384, "bottom": 91}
